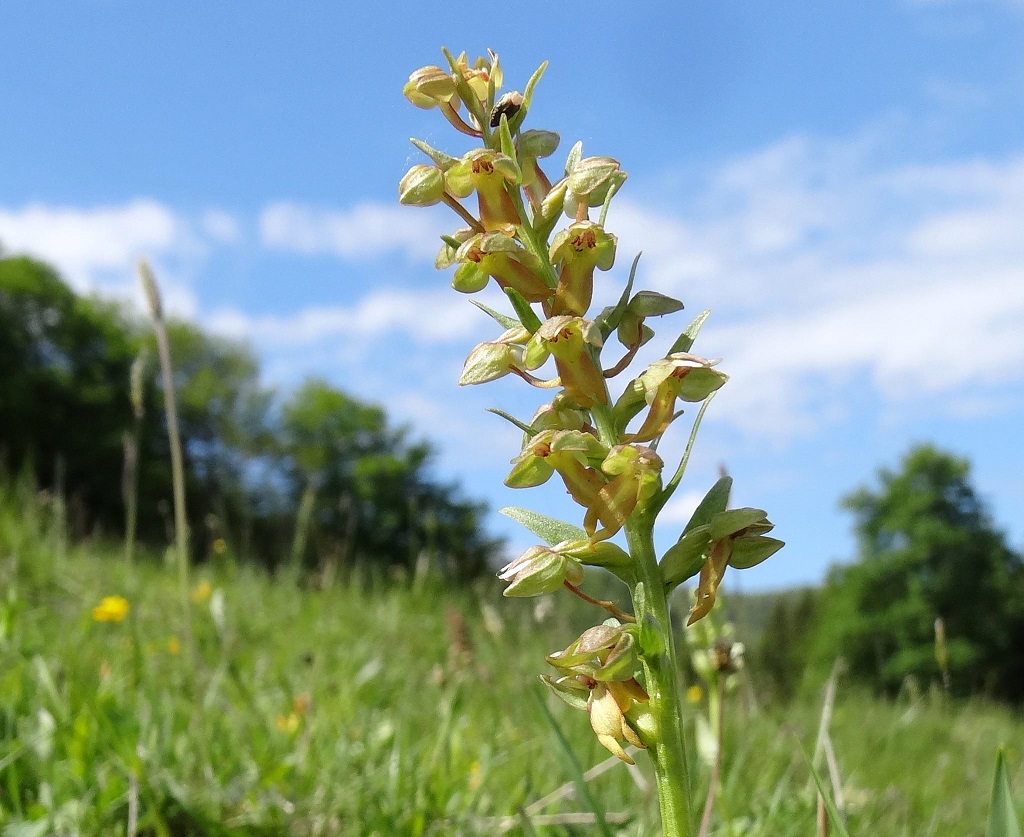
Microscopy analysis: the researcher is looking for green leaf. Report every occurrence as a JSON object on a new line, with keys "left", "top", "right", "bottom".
{"left": 499, "top": 506, "right": 587, "bottom": 546}
{"left": 628, "top": 290, "right": 684, "bottom": 318}
{"left": 3, "top": 821, "right": 51, "bottom": 837}
{"left": 598, "top": 252, "right": 641, "bottom": 341}
{"left": 409, "top": 137, "right": 458, "bottom": 171}
{"left": 469, "top": 299, "right": 518, "bottom": 330}
{"left": 497, "top": 115, "right": 522, "bottom": 182}
{"left": 638, "top": 611, "right": 667, "bottom": 657}
{"left": 508, "top": 60, "right": 548, "bottom": 135}
{"left": 669, "top": 309, "right": 711, "bottom": 354}
{"left": 532, "top": 688, "right": 616, "bottom": 837}
{"left": 485, "top": 408, "right": 534, "bottom": 435}
{"left": 504, "top": 287, "right": 542, "bottom": 332}
{"left": 801, "top": 747, "right": 852, "bottom": 837}
{"left": 729, "top": 536, "right": 785, "bottom": 570}
{"left": 987, "top": 747, "right": 1022, "bottom": 837}
{"left": 708, "top": 507, "right": 769, "bottom": 540}
{"left": 565, "top": 140, "right": 583, "bottom": 176}
{"left": 684, "top": 476, "right": 733, "bottom": 536}
{"left": 660, "top": 526, "right": 711, "bottom": 589}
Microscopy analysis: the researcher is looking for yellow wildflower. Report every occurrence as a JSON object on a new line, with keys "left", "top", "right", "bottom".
{"left": 91, "top": 595, "right": 129, "bottom": 623}
{"left": 686, "top": 685, "right": 703, "bottom": 704}
{"left": 276, "top": 713, "right": 300, "bottom": 734}
{"left": 167, "top": 636, "right": 181, "bottom": 656}
{"left": 191, "top": 579, "right": 212, "bottom": 603}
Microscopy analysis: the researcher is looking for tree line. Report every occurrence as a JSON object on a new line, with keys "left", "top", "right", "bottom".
{"left": 0, "top": 253, "right": 501, "bottom": 579}
{"left": 756, "top": 444, "right": 1024, "bottom": 703}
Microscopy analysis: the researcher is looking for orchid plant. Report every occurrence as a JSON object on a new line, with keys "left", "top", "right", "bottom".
{"left": 399, "top": 48, "right": 783, "bottom": 836}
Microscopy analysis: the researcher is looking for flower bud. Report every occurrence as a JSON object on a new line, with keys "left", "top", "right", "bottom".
{"left": 399, "top": 164, "right": 445, "bottom": 207}
{"left": 403, "top": 65, "right": 457, "bottom": 108}
{"left": 498, "top": 545, "right": 584, "bottom": 597}
{"left": 458, "top": 327, "right": 529, "bottom": 385}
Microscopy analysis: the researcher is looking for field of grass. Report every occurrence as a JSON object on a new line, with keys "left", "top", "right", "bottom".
{"left": 1, "top": 479, "right": 1021, "bottom": 835}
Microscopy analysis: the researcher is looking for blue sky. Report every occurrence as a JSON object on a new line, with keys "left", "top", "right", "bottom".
{"left": 2, "top": 1, "right": 1023, "bottom": 590}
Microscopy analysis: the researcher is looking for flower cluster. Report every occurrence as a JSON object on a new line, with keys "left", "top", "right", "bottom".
{"left": 400, "top": 49, "right": 782, "bottom": 767}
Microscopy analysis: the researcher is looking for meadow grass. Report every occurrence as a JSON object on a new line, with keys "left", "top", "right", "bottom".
{"left": 0, "top": 480, "right": 1020, "bottom": 835}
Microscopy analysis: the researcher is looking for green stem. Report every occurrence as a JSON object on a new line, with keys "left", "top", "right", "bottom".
{"left": 625, "top": 512, "right": 694, "bottom": 836}
{"left": 153, "top": 320, "right": 194, "bottom": 657}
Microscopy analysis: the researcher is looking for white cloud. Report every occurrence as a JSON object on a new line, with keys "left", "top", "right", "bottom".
{"left": 207, "top": 287, "right": 482, "bottom": 347}
{"left": 202, "top": 209, "right": 242, "bottom": 243}
{"left": 0, "top": 200, "right": 242, "bottom": 319}
{"left": 922, "top": 78, "right": 992, "bottom": 110}
{"left": 603, "top": 138, "right": 1024, "bottom": 436}
{"left": 0, "top": 199, "right": 181, "bottom": 288}
{"left": 657, "top": 489, "right": 706, "bottom": 526}
{"left": 259, "top": 201, "right": 442, "bottom": 262}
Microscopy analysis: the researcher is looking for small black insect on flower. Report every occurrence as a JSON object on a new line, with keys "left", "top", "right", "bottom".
{"left": 489, "top": 91, "right": 524, "bottom": 128}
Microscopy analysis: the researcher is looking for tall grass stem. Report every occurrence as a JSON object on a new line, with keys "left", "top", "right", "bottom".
{"left": 139, "top": 261, "right": 193, "bottom": 656}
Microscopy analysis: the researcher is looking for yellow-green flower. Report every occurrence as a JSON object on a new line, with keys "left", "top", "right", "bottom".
{"left": 548, "top": 221, "right": 617, "bottom": 316}
{"left": 452, "top": 231, "right": 550, "bottom": 301}
{"left": 91, "top": 595, "right": 129, "bottom": 623}
{"left": 525, "top": 316, "right": 609, "bottom": 408}
{"left": 589, "top": 679, "right": 648, "bottom": 763}
{"left": 446, "top": 149, "right": 522, "bottom": 231}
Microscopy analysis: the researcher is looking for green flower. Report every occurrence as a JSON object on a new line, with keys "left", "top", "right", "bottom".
{"left": 459, "top": 327, "right": 530, "bottom": 385}
{"left": 445, "top": 148, "right": 521, "bottom": 231}
{"left": 548, "top": 221, "right": 617, "bottom": 316}
{"left": 617, "top": 353, "right": 728, "bottom": 442}
{"left": 452, "top": 231, "right": 550, "bottom": 301}
{"left": 498, "top": 544, "right": 584, "bottom": 597}
{"left": 517, "top": 129, "right": 560, "bottom": 211}
{"left": 525, "top": 316, "right": 609, "bottom": 408}
{"left": 402, "top": 64, "right": 479, "bottom": 137}
{"left": 565, "top": 156, "right": 626, "bottom": 219}
{"left": 545, "top": 623, "right": 649, "bottom": 763}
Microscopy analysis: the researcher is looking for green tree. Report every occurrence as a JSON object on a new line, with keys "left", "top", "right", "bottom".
{"left": 756, "top": 588, "right": 818, "bottom": 700}
{"left": 0, "top": 253, "right": 499, "bottom": 579}
{"left": 155, "top": 320, "right": 278, "bottom": 559}
{"left": 0, "top": 255, "right": 152, "bottom": 533}
{"left": 280, "top": 378, "right": 500, "bottom": 579}
{"left": 814, "top": 445, "right": 1024, "bottom": 701}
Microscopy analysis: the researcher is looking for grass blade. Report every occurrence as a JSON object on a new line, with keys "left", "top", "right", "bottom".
{"left": 799, "top": 744, "right": 851, "bottom": 837}
{"left": 987, "top": 746, "right": 1022, "bottom": 837}
{"left": 532, "top": 687, "right": 615, "bottom": 837}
